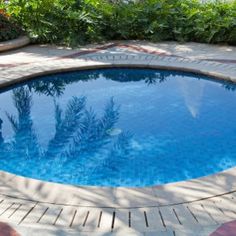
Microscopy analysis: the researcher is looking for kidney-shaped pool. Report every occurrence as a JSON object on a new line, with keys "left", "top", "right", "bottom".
{"left": 0, "top": 68, "right": 236, "bottom": 187}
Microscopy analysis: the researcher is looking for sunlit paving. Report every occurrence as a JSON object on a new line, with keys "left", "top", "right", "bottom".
{"left": 0, "top": 0, "right": 236, "bottom": 235}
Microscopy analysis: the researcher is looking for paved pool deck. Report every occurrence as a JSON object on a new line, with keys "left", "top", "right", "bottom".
{"left": 0, "top": 41, "right": 236, "bottom": 236}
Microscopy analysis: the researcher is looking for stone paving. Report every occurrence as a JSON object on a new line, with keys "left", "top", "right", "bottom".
{"left": 0, "top": 36, "right": 30, "bottom": 53}
{"left": 0, "top": 41, "right": 236, "bottom": 236}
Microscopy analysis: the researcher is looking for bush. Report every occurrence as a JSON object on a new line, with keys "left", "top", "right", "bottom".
{"left": 0, "top": 0, "right": 103, "bottom": 46}
{"left": 0, "top": 10, "right": 22, "bottom": 42}
{"left": 1, "top": 0, "right": 236, "bottom": 46}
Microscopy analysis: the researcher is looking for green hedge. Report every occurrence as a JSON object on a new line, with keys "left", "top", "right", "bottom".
{"left": 1, "top": 0, "right": 236, "bottom": 46}
{"left": 0, "top": 11, "right": 22, "bottom": 42}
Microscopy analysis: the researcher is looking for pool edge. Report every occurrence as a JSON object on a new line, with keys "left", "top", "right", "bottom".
{"left": 0, "top": 52, "right": 236, "bottom": 208}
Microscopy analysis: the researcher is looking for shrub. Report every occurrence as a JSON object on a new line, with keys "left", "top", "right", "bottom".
{"left": 0, "top": 9, "right": 22, "bottom": 42}
{"left": 1, "top": 0, "right": 236, "bottom": 46}
{"left": 0, "top": 0, "right": 103, "bottom": 46}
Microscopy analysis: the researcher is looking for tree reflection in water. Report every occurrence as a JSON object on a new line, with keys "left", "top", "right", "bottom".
{"left": 222, "top": 81, "right": 236, "bottom": 91}
{"left": 1, "top": 68, "right": 234, "bottom": 185}
{"left": 1, "top": 68, "right": 173, "bottom": 163}
{"left": 5, "top": 88, "right": 40, "bottom": 160}
{"left": 28, "top": 68, "right": 174, "bottom": 97}
{"left": 0, "top": 85, "right": 133, "bottom": 176}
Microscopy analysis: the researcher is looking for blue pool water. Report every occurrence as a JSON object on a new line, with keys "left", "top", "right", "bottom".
{"left": 0, "top": 68, "right": 236, "bottom": 187}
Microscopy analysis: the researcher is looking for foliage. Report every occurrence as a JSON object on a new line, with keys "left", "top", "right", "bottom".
{"left": 0, "top": 9, "right": 22, "bottom": 41}
{"left": 0, "top": 86, "right": 129, "bottom": 164}
{"left": 5, "top": 87, "right": 40, "bottom": 159}
{"left": 0, "top": 0, "right": 235, "bottom": 45}
{"left": 0, "top": 0, "right": 103, "bottom": 45}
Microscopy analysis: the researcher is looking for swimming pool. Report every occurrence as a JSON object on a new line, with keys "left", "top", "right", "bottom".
{"left": 0, "top": 68, "right": 235, "bottom": 187}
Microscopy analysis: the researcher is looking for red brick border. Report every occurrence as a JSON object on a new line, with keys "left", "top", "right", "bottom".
{"left": 0, "top": 43, "right": 235, "bottom": 70}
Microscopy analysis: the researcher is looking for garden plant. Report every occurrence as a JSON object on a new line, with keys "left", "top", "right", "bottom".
{"left": 0, "top": 0, "right": 235, "bottom": 45}
{"left": 0, "top": 8, "right": 22, "bottom": 41}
